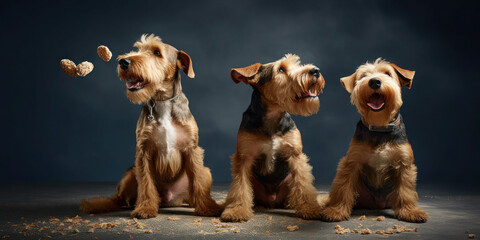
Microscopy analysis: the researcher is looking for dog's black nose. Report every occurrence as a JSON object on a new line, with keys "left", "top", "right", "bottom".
{"left": 309, "top": 68, "right": 320, "bottom": 78}
{"left": 369, "top": 78, "right": 382, "bottom": 89}
{"left": 119, "top": 58, "right": 131, "bottom": 70}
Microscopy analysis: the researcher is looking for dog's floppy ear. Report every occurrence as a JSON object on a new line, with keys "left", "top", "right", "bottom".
{"left": 391, "top": 63, "right": 415, "bottom": 89}
{"left": 177, "top": 51, "right": 195, "bottom": 78}
{"left": 340, "top": 72, "right": 357, "bottom": 93}
{"left": 231, "top": 63, "right": 262, "bottom": 85}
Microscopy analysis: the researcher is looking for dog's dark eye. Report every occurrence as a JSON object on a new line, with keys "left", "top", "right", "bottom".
{"left": 385, "top": 71, "right": 391, "bottom": 77}
{"left": 278, "top": 67, "right": 285, "bottom": 73}
{"left": 153, "top": 50, "right": 162, "bottom": 57}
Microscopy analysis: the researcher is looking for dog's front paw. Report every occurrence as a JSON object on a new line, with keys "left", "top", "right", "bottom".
{"left": 195, "top": 201, "right": 224, "bottom": 217}
{"left": 396, "top": 207, "right": 429, "bottom": 223}
{"left": 220, "top": 206, "right": 253, "bottom": 222}
{"left": 296, "top": 203, "right": 322, "bottom": 220}
{"left": 131, "top": 206, "right": 158, "bottom": 219}
{"left": 319, "top": 206, "right": 350, "bottom": 222}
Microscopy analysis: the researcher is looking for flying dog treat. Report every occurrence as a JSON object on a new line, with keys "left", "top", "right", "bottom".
{"left": 60, "top": 59, "right": 77, "bottom": 77}
{"left": 97, "top": 45, "right": 112, "bottom": 62}
{"left": 76, "top": 61, "right": 94, "bottom": 76}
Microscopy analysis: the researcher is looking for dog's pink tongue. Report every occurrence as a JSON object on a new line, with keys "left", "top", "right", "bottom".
{"left": 367, "top": 94, "right": 385, "bottom": 110}
{"left": 126, "top": 81, "right": 140, "bottom": 89}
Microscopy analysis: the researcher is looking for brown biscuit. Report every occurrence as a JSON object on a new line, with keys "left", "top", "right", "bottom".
{"left": 76, "top": 61, "right": 94, "bottom": 76}
{"left": 97, "top": 45, "right": 112, "bottom": 62}
{"left": 60, "top": 59, "right": 77, "bottom": 77}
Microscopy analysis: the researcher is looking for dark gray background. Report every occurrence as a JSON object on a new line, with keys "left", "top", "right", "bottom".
{"left": 1, "top": 0, "right": 478, "bottom": 184}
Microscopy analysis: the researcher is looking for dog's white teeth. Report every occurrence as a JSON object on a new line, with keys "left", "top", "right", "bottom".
{"left": 308, "top": 88, "right": 318, "bottom": 96}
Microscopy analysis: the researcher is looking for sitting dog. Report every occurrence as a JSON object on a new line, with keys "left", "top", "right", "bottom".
{"left": 319, "top": 58, "right": 428, "bottom": 223}
{"left": 80, "top": 34, "right": 222, "bottom": 218}
{"left": 221, "top": 54, "right": 325, "bottom": 222}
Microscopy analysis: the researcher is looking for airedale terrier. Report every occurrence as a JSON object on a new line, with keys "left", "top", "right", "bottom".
{"left": 80, "top": 34, "right": 222, "bottom": 218}
{"left": 221, "top": 54, "right": 325, "bottom": 222}
{"left": 319, "top": 58, "right": 428, "bottom": 223}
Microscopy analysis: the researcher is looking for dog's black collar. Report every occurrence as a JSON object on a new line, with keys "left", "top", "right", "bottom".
{"left": 361, "top": 114, "right": 401, "bottom": 132}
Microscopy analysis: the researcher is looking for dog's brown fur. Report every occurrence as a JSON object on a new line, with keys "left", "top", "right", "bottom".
{"left": 319, "top": 58, "right": 428, "bottom": 223}
{"left": 221, "top": 54, "right": 325, "bottom": 222}
{"left": 80, "top": 34, "right": 222, "bottom": 218}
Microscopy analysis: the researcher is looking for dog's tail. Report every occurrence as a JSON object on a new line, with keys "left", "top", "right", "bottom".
{"left": 80, "top": 196, "right": 123, "bottom": 214}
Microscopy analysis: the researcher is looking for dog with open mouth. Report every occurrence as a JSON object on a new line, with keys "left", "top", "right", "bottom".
{"left": 319, "top": 58, "right": 428, "bottom": 223}
{"left": 220, "top": 54, "right": 325, "bottom": 222}
{"left": 80, "top": 34, "right": 222, "bottom": 218}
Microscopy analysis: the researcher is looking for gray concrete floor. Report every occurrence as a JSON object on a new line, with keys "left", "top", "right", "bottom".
{"left": 0, "top": 182, "right": 478, "bottom": 239}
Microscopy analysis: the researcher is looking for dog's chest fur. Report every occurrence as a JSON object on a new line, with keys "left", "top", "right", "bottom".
{"left": 259, "top": 136, "right": 282, "bottom": 175}
{"left": 353, "top": 116, "right": 410, "bottom": 189}
{"left": 137, "top": 94, "right": 192, "bottom": 179}
{"left": 241, "top": 89, "right": 295, "bottom": 182}
{"left": 154, "top": 101, "right": 177, "bottom": 158}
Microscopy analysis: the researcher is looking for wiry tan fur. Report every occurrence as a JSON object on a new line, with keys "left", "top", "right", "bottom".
{"left": 80, "top": 34, "right": 221, "bottom": 219}
{"left": 319, "top": 58, "right": 428, "bottom": 223}
{"left": 221, "top": 54, "right": 325, "bottom": 222}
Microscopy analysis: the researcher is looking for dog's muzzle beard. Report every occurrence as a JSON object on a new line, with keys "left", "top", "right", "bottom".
{"left": 294, "top": 75, "right": 323, "bottom": 102}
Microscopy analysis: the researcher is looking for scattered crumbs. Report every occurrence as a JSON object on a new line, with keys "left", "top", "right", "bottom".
{"left": 214, "top": 224, "right": 232, "bottom": 228}
{"left": 351, "top": 229, "right": 359, "bottom": 233}
{"left": 267, "top": 216, "right": 272, "bottom": 221}
{"left": 266, "top": 230, "right": 270, "bottom": 234}
{"left": 156, "top": 229, "right": 161, "bottom": 231}
{"left": 361, "top": 228, "right": 372, "bottom": 235}
{"left": 91, "top": 222, "right": 119, "bottom": 229}
{"left": 211, "top": 218, "right": 221, "bottom": 224}
{"left": 357, "top": 215, "right": 366, "bottom": 221}
{"left": 280, "top": 221, "right": 287, "bottom": 224}
{"left": 375, "top": 230, "right": 385, "bottom": 235}
{"left": 287, "top": 225, "right": 299, "bottom": 232}
{"left": 122, "top": 229, "right": 130, "bottom": 233}
{"left": 193, "top": 218, "right": 202, "bottom": 223}
{"left": 393, "top": 225, "right": 405, "bottom": 233}
{"left": 385, "top": 228, "right": 394, "bottom": 235}
{"left": 233, "top": 228, "right": 240, "bottom": 233}
{"left": 167, "top": 217, "right": 180, "bottom": 221}
{"left": 376, "top": 216, "right": 385, "bottom": 221}
{"left": 144, "top": 230, "right": 153, "bottom": 234}
{"left": 87, "top": 228, "right": 94, "bottom": 233}
{"left": 72, "top": 228, "right": 79, "bottom": 234}
{"left": 334, "top": 225, "right": 350, "bottom": 235}
{"left": 393, "top": 225, "right": 416, "bottom": 233}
